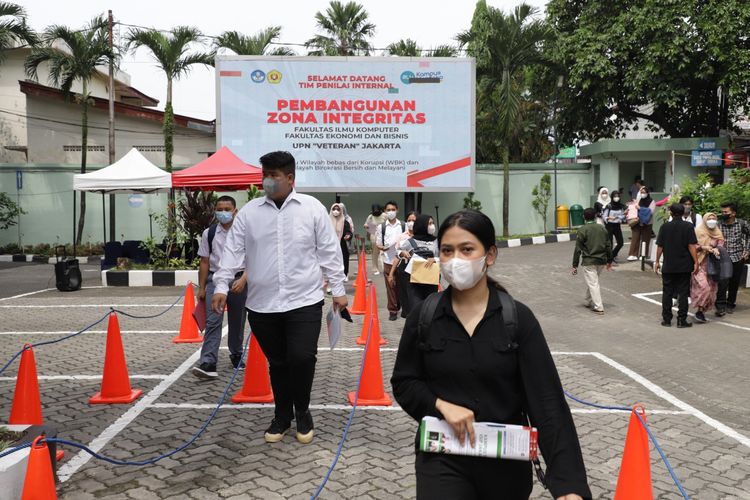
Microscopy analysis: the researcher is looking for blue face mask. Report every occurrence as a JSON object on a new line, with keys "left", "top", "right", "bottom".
{"left": 263, "top": 177, "right": 280, "bottom": 196}
{"left": 215, "top": 211, "right": 233, "bottom": 224}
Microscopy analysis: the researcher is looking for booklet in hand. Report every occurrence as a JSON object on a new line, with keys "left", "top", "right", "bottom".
{"left": 193, "top": 297, "right": 207, "bottom": 332}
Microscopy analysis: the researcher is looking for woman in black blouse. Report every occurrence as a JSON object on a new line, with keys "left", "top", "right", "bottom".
{"left": 391, "top": 209, "right": 591, "bottom": 500}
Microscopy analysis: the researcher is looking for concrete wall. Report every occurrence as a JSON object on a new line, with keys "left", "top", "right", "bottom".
{"left": 0, "top": 164, "right": 593, "bottom": 246}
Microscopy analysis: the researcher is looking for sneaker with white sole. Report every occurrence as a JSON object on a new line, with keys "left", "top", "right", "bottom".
{"left": 295, "top": 410, "right": 314, "bottom": 444}
{"left": 264, "top": 418, "right": 291, "bottom": 443}
{"left": 373, "top": 271, "right": 380, "bottom": 275}
{"left": 626, "top": 256, "right": 638, "bottom": 261}
{"left": 192, "top": 362, "right": 217, "bottom": 380}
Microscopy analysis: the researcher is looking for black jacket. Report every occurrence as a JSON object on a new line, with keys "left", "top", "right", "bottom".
{"left": 391, "top": 286, "right": 592, "bottom": 499}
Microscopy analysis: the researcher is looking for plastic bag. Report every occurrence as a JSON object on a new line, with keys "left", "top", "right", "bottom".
{"left": 326, "top": 305, "right": 342, "bottom": 350}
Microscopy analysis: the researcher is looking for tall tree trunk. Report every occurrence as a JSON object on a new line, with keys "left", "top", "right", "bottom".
{"left": 76, "top": 83, "right": 89, "bottom": 246}
{"left": 164, "top": 78, "right": 176, "bottom": 238}
{"left": 502, "top": 145, "right": 510, "bottom": 238}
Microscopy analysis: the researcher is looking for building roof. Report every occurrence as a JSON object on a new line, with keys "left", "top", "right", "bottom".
{"left": 19, "top": 80, "right": 214, "bottom": 134}
{"left": 580, "top": 137, "right": 729, "bottom": 157}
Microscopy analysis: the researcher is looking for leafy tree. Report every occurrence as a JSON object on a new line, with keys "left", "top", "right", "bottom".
{"left": 0, "top": 192, "right": 24, "bottom": 230}
{"left": 427, "top": 44, "right": 459, "bottom": 57}
{"left": 126, "top": 27, "right": 212, "bottom": 228}
{"left": 545, "top": 0, "right": 750, "bottom": 141}
{"left": 0, "top": 2, "right": 38, "bottom": 63}
{"left": 679, "top": 169, "right": 750, "bottom": 221}
{"left": 247, "top": 185, "right": 264, "bottom": 201}
{"left": 385, "top": 39, "right": 420, "bottom": 56}
{"left": 306, "top": 1, "right": 375, "bottom": 56}
{"left": 531, "top": 173, "right": 552, "bottom": 233}
{"left": 25, "top": 16, "right": 114, "bottom": 245}
{"left": 459, "top": 1, "right": 552, "bottom": 237}
{"left": 214, "top": 27, "right": 294, "bottom": 56}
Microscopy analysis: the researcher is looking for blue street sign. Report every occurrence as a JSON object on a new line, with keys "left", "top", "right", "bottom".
{"left": 15, "top": 170, "right": 22, "bottom": 190}
{"left": 691, "top": 150, "right": 723, "bottom": 167}
{"left": 698, "top": 140, "right": 716, "bottom": 150}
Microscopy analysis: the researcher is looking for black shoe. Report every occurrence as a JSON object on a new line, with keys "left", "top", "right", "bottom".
{"left": 694, "top": 311, "right": 707, "bottom": 323}
{"left": 295, "top": 410, "right": 314, "bottom": 444}
{"left": 264, "top": 418, "right": 291, "bottom": 443}
{"left": 661, "top": 320, "right": 671, "bottom": 327}
{"left": 388, "top": 313, "right": 398, "bottom": 321}
{"left": 677, "top": 319, "right": 693, "bottom": 329}
{"left": 191, "top": 362, "right": 217, "bottom": 380}
{"left": 726, "top": 305, "right": 736, "bottom": 314}
{"left": 230, "top": 354, "right": 245, "bottom": 369}
{"left": 715, "top": 309, "right": 726, "bottom": 317}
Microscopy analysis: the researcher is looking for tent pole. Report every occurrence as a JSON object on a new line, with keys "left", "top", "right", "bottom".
{"left": 73, "top": 190, "right": 77, "bottom": 257}
{"left": 102, "top": 192, "right": 106, "bottom": 244}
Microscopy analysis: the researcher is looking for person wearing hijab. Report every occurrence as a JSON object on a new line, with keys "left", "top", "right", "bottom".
{"left": 329, "top": 203, "right": 353, "bottom": 281}
{"left": 389, "top": 211, "right": 418, "bottom": 318}
{"left": 627, "top": 186, "right": 656, "bottom": 261}
{"left": 401, "top": 214, "right": 440, "bottom": 308}
{"left": 691, "top": 213, "right": 724, "bottom": 323}
{"left": 593, "top": 187, "right": 611, "bottom": 225}
{"left": 602, "top": 190, "right": 626, "bottom": 262}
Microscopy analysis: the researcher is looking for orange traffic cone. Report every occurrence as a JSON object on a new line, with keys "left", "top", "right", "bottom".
{"left": 359, "top": 248, "right": 368, "bottom": 277}
{"left": 348, "top": 287, "right": 392, "bottom": 407}
{"left": 356, "top": 282, "right": 386, "bottom": 346}
{"left": 350, "top": 262, "right": 368, "bottom": 315}
{"left": 231, "top": 334, "right": 274, "bottom": 403}
{"left": 89, "top": 313, "right": 142, "bottom": 404}
{"left": 173, "top": 282, "right": 203, "bottom": 344}
{"left": 21, "top": 436, "right": 57, "bottom": 500}
{"left": 9, "top": 345, "right": 43, "bottom": 425}
{"left": 614, "top": 405, "right": 653, "bottom": 500}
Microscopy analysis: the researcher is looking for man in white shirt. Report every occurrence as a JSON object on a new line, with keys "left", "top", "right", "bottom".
{"left": 212, "top": 151, "right": 347, "bottom": 445}
{"left": 376, "top": 200, "right": 406, "bottom": 320}
{"left": 192, "top": 195, "right": 247, "bottom": 380}
{"left": 667, "top": 195, "right": 703, "bottom": 227}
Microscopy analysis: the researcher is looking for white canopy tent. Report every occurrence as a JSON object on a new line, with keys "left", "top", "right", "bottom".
{"left": 73, "top": 147, "right": 171, "bottom": 193}
{"left": 73, "top": 148, "right": 172, "bottom": 244}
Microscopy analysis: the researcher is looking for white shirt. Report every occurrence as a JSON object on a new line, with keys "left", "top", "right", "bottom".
{"left": 668, "top": 213, "right": 703, "bottom": 227}
{"left": 197, "top": 223, "right": 229, "bottom": 273}
{"left": 213, "top": 190, "right": 346, "bottom": 313}
{"left": 376, "top": 219, "right": 405, "bottom": 265}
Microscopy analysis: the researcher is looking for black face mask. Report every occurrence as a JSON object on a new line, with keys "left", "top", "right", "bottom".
{"left": 719, "top": 213, "right": 732, "bottom": 221}
{"left": 373, "top": 211, "right": 382, "bottom": 216}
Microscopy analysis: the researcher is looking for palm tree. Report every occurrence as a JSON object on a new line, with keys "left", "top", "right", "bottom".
{"left": 126, "top": 27, "right": 212, "bottom": 228}
{"left": 427, "top": 44, "right": 458, "bottom": 57}
{"left": 25, "top": 16, "right": 113, "bottom": 246}
{"left": 214, "top": 27, "right": 294, "bottom": 56}
{"left": 0, "top": 2, "right": 38, "bottom": 63}
{"left": 458, "top": 1, "right": 552, "bottom": 237}
{"left": 385, "top": 39, "right": 420, "bottom": 57}
{"left": 306, "top": 1, "right": 375, "bottom": 56}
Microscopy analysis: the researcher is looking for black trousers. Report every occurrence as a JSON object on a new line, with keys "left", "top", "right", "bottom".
{"left": 606, "top": 223, "right": 624, "bottom": 259}
{"left": 716, "top": 260, "right": 745, "bottom": 310}
{"left": 407, "top": 282, "right": 439, "bottom": 313}
{"left": 247, "top": 301, "right": 323, "bottom": 423}
{"left": 397, "top": 260, "right": 412, "bottom": 318}
{"left": 662, "top": 272, "right": 691, "bottom": 322}
{"left": 340, "top": 239, "right": 350, "bottom": 277}
{"left": 415, "top": 452, "right": 532, "bottom": 500}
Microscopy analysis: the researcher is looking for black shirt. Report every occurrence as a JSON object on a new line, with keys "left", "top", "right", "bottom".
{"left": 391, "top": 285, "right": 592, "bottom": 499}
{"left": 656, "top": 220, "right": 698, "bottom": 273}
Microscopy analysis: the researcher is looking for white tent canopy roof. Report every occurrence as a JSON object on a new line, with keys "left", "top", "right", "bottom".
{"left": 73, "top": 148, "right": 171, "bottom": 193}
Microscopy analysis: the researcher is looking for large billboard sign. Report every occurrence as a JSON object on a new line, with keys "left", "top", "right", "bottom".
{"left": 216, "top": 56, "right": 475, "bottom": 192}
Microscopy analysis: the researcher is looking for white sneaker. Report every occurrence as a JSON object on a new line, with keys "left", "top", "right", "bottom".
{"left": 627, "top": 256, "right": 638, "bottom": 261}
{"left": 373, "top": 271, "right": 380, "bottom": 275}
{"left": 343, "top": 276, "right": 349, "bottom": 282}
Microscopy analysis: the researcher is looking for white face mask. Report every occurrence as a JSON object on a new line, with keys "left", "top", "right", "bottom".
{"left": 440, "top": 256, "right": 486, "bottom": 291}
{"left": 386, "top": 210, "right": 397, "bottom": 220}
{"left": 613, "top": 197, "right": 620, "bottom": 203}
{"left": 406, "top": 221, "right": 414, "bottom": 231}
{"left": 428, "top": 224, "right": 436, "bottom": 235}
{"left": 331, "top": 209, "right": 341, "bottom": 217}
{"left": 706, "top": 219, "right": 718, "bottom": 229}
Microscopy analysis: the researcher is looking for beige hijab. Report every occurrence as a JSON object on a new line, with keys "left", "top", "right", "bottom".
{"left": 695, "top": 212, "right": 724, "bottom": 264}
{"left": 329, "top": 203, "right": 345, "bottom": 240}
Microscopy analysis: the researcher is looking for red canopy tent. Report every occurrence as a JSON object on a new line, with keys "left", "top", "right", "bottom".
{"left": 171, "top": 146, "right": 262, "bottom": 190}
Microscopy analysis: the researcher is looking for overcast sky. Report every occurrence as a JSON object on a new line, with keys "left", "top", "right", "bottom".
{"left": 21, "top": 0, "right": 547, "bottom": 120}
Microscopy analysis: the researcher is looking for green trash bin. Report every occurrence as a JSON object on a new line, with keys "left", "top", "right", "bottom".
{"left": 569, "top": 204, "right": 585, "bottom": 227}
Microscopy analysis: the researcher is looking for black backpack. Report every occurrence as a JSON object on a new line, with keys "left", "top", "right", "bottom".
{"left": 207, "top": 223, "right": 219, "bottom": 256}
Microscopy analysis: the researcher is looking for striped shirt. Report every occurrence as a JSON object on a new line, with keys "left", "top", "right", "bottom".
{"left": 719, "top": 218, "right": 750, "bottom": 263}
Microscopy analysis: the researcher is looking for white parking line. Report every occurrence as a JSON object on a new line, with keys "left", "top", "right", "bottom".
{"left": 632, "top": 292, "right": 750, "bottom": 332}
{"left": 0, "top": 288, "right": 56, "bottom": 302}
{"left": 0, "top": 304, "right": 175, "bottom": 308}
{"left": 591, "top": 352, "right": 750, "bottom": 450}
{"left": 0, "top": 375, "right": 168, "bottom": 381}
{"left": 56, "top": 325, "right": 227, "bottom": 483}
{"left": 0, "top": 330, "right": 179, "bottom": 336}
{"left": 217, "top": 346, "right": 399, "bottom": 352}
{"left": 147, "top": 402, "right": 689, "bottom": 415}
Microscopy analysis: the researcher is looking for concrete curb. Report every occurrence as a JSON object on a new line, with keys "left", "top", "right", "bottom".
{"left": 496, "top": 232, "right": 577, "bottom": 249}
{"left": 0, "top": 255, "right": 96, "bottom": 264}
{"left": 102, "top": 269, "right": 198, "bottom": 287}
